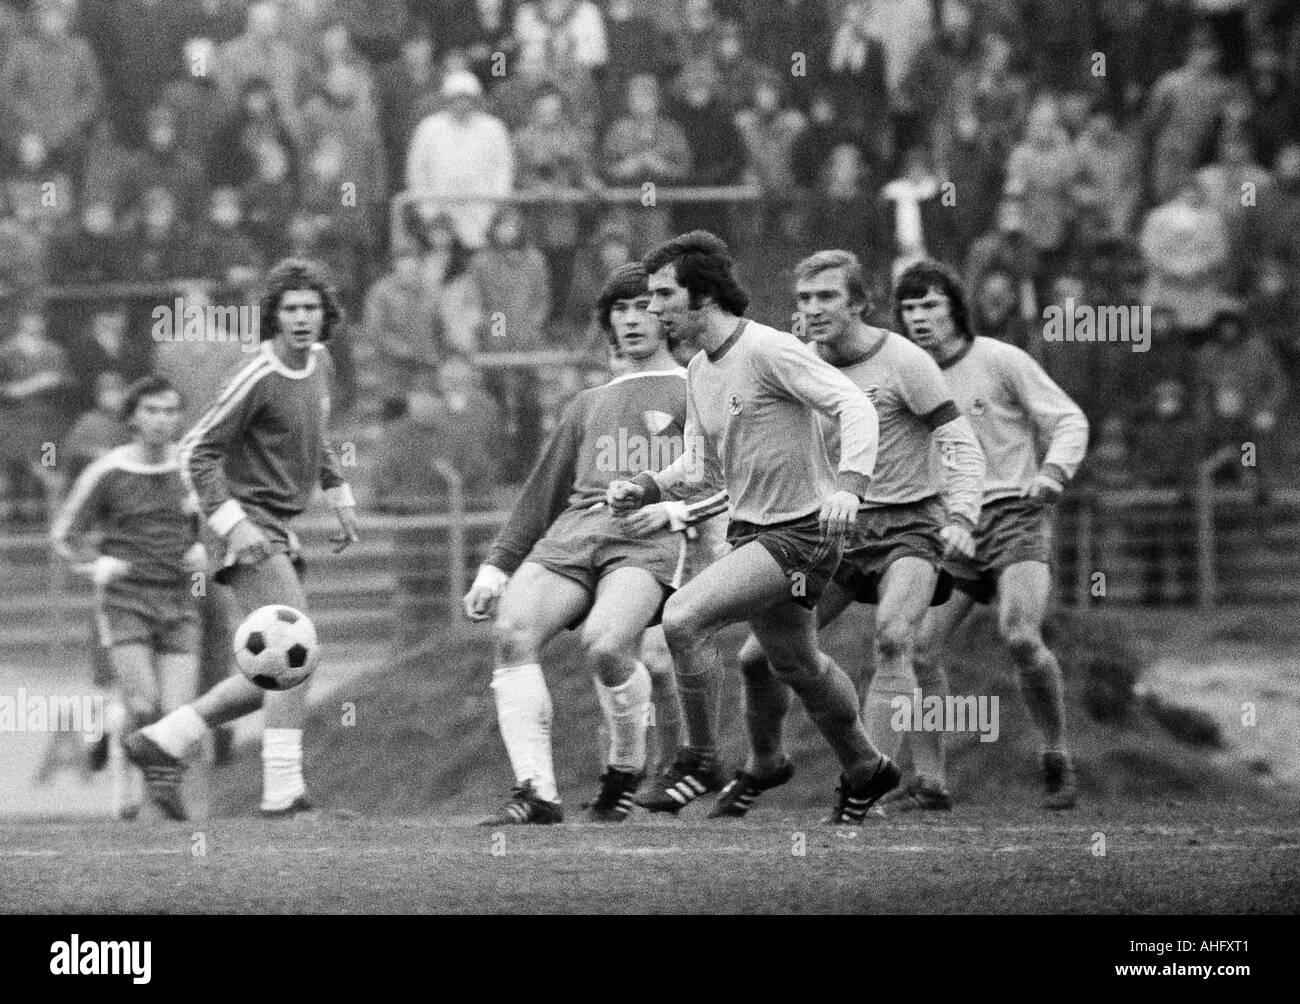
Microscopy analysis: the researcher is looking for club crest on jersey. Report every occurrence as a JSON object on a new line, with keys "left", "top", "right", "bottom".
{"left": 643, "top": 410, "right": 674, "bottom": 435}
{"left": 969, "top": 397, "right": 986, "bottom": 416}
{"left": 728, "top": 394, "right": 743, "bottom": 416}
{"left": 865, "top": 385, "right": 881, "bottom": 401}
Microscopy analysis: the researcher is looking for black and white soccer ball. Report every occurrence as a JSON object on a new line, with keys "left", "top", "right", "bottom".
{"left": 233, "top": 604, "right": 320, "bottom": 691}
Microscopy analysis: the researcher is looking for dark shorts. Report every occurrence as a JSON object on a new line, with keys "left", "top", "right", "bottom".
{"left": 527, "top": 504, "right": 688, "bottom": 605}
{"left": 944, "top": 496, "right": 1055, "bottom": 604}
{"left": 725, "top": 512, "right": 842, "bottom": 611}
{"left": 95, "top": 580, "right": 199, "bottom": 655}
{"left": 209, "top": 503, "right": 306, "bottom": 586}
{"left": 833, "top": 498, "right": 953, "bottom": 606}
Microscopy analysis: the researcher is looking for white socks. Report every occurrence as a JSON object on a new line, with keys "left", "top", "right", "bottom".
{"left": 491, "top": 663, "right": 558, "bottom": 802}
{"left": 596, "top": 662, "right": 652, "bottom": 772}
{"left": 142, "top": 704, "right": 208, "bottom": 759}
{"left": 261, "top": 728, "right": 305, "bottom": 811}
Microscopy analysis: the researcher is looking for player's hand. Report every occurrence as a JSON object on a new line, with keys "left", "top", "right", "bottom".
{"left": 463, "top": 564, "right": 508, "bottom": 622}
{"left": 330, "top": 505, "right": 360, "bottom": 553}
{"left": 83, "top": 555, "right": 131, "bottom": 587}
{"left": 620, "top": 503, "right": 671, "bottom": 537}
{"left": 606, "top": 479, "right": 646, "bottom": 514}
{"left": 939, "top": 523, "right": 976, "bottom": 560}
{"left": 226, "top": 518, "right": 272, "bottom": 565}
{"left": 1022, "top": 472, "right": 1064, "bottom": 503}
{"left": 819, "top": 489, "right": 859, "bottom": 539}
{"left": 181, "top": 541, "right": 208, "bottom": 574}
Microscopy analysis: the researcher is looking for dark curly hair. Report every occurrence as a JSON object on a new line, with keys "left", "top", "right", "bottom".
{"left": 643, "top": 230, "right": 750, "bottom": 315}
{"left": 120, "top": 373, "right": 183, "bottom": 424}
{"left": 596, "top": 262, "right": 650, "bottom": 347}
{"left": 258, "top": 258, "right": 346, "bottom": 343}
{"left": 892, "top": 259, "right": 973, "bottom": 341}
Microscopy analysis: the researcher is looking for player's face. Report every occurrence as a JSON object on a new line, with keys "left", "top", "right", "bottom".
{"left": 610, "top": 294, "right": 660, "bottom": 359}
{"left": 899, "top": 287, "right": 961, "bottom": 355}
{"left": 276, "top": 288, "right": 325, "bottom": 352}
{"left": 133, "top": 390, "right": 182, "bottom": 446}
{"left": 795, "top": 267, "right": 857, "bottom": 346}
{"left": 648, "top": 264, "right": 703, "bottom": 346}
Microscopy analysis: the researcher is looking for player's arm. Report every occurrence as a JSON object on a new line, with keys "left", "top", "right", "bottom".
{"left": 49, "top": 461, "right": 130, "bottom": 585}
{"left": 465, "top": 398, "right": 585, "bottom": 620}
{"left": 760, "top": 336, "right": 878, "bottom": 536}
{"left": 1006, "top": 349, "right": 1089, "bottom": 500}
{"left": 318, "top": 433, "right": 359, "bottom": 553}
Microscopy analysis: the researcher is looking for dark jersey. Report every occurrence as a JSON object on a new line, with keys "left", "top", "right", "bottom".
{"left": 179, "top": 342, "right": 349, "bottom": 534}
{"left": 486, "top": 368, "right": 691, "bottom": 575}
{"left": 51, "top": 444, "right": 200, "bottom": 585}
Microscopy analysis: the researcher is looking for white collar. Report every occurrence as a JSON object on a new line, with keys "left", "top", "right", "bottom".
{"left": 260, "top": 340, "right": 320, "bottom": 379}
{"left": 606, "top": 367, "right": 687, "bottom": 386}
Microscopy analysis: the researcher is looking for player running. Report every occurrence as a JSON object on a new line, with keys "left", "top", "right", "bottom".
{"left": 51, "top": 375, "right": 207, "bottom": 819}
{"left": 896, "top": 259, "right": 1088, "bottom": 810}
{"left": 608, "top": 230, "right": 899, "bottom": 825}
{"left": 715, "top": 250, "right": 985, "bottom": 818}
{"left": 122, "top": 259, "right": 360, "bottom": 820}
{"left": 462, "top": 262, "right": 722, "bottom": 824}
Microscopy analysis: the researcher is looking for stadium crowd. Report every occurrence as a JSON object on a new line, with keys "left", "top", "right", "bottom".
{"left": 0, "top": 0, "right": 1297, "bottom": 523}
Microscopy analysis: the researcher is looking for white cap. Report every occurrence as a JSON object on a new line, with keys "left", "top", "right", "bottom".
{"left": 442, "top": 70, "right": 483, "bottom": 99}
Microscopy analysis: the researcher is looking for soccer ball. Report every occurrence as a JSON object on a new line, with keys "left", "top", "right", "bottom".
{"left": 233, "top": 604, "right": 320, "bottom": 691}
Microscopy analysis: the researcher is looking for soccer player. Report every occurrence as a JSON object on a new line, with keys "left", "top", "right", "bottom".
{"left": 608, "top": 231, "right": 900, "bottom": 825}
{"left": 122, "top": 259, "right": 360, "bottom": 820}
{"left": 714, "top": 250, "right": 986, "bottom": 817}
{"left": 896, "top": 259, "right": 1088, "bottom": 809}
{"left": 462, "top": 262, "right": 717, "bottom": 824}
{"left": 51, "top": 375, "right": 206, "bottom": 819}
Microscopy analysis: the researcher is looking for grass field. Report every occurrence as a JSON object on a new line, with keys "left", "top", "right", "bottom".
{"left": 3, "top": 606, "right": 1297, "bottom": 914}
{"left": 3, "top": 804, "right": 1297, "bottom": 914}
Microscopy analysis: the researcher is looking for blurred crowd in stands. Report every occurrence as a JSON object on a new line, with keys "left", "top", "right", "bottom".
{"left": 0, "top": 0, "right": 1298, "bottom": 524}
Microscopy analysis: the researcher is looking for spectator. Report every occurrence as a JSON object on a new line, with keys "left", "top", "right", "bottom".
{"left": 513, "top": 83, "right": 597, "bottom": 316}
{"left": 1245, "top": 46, "right": 1300, "bottom": 168}
{"left": 673, "top": 0, "right": 720, "bottom": 70}
{"left": 964, "top": 196, "right": 1039, "bottom": 302}
{"left": 123, "top": 187, "right": 199, "bottom": 282}
{"left": 303, "top": 17, "right": 377, "bottom": 113}
{"left": 1140, "top": 175, "right": 1232, "bottom": 333}
{"left": 407, "top": 0, "right": 517, "bottom": 83}
{"left": 61, "top": 370, "right": 131, "bottom": 479}
{"left": 1005, "top": 97, "right": 1081, "bottom": 286}
{"left": 1198, "top": 128, "right": 1272, "bottom": 283}
{"left": 1260, "top": 143, "right": 1300, "bottom": 272}
{"left": 161, "top": 39, "right": 231, "bottom": 168}
{"left": 1143, "top": 24, "right": 1232, "bottom": 203}
{"left": 805, "top": 143, "right": 887, "bottom": 296}
{"left": 1020, "top": 0, "right": 1099, "bottom": 93}
{"left": 967, "top": 30, "right": 1028, "bottom": 166}
{"left": 707, "top": 19, "right": 765, "bottom": 116}
{"left": 0, "top": 308, "right": 71, "bottom": 523}
{"left": 209, "top": 76, "right": 300, "bottom": 190}
{"left": 601, "top": 73, "right": 690, "bottom": 252}
{"left": 80, "top": 119, "right": 135, "bottom": 215}
{"left": 212, "top": 0, "right": 305, "bottom": 144}
{"left": 68, "top": 302, "right": 145, "bottom": 411}
{"left": 490, "top": 37, "right": 601, "bottom": 134}
{"left": 3, "top": 132, "right": 76, "bottom": 240}
{"left": 330, "top": 0, "right": 412, "bottom": 66}
{"left": 513, "top": 0, "right": 607, "bottom": 75}
{"left": 194, "top": 187, "right": 263, "bottom": 291}
{"left": 357, "top": 248, "right": 444, "bottom": 414}
{"left": 47, "top": 202, "right": 132, "bottom": 284}
{"left": 1074, "top": 108, "right": 1143, "bottom": 240}
{"left": 819, "top": 0, "right": 892, "bottom": 167}
{"left": 0, "top": 192, "right": 48, "bottom": 332}
{"left": 561, "top": 215, "right": 634, "bottom": 347}
{"left": 667, "top": 61, "right": 745, "bottom": 241}
{"left": 735, "top": 68, "right": 806, "bottom": 242}
{"left": 375, "top": 28, "right": 445, "bottom": 198}
{"left": 744, "top": 0, "right": 832, "bottom": 104}
{"left": 469, "top": 205, "right": 551, "bottom": 473}
{"left": 406, "top": 70, "right": 516, "bottom": 250}
{"left": 880, "top": 145, "right": 957, "bottom": 280}
{"left": 791, "top": 88, "right": 857, "bottom": 191}
{"left": 895, "top": 0, "right": 980, "bottom": 171}
{"left": 0, "top": 0, "right": 102, "bottom": 174}
{"left": 1195, "top": 304, "right": 1289, "bottom": 499}
{"left": 972, "top": 267, "right": 1031, "bottom": 350}
{"left": 1248, "top": 253, "right": 1300, "bottom": 382}
{"left": 601, "top": 0, "right": 676, "bottom": 113}
{"left": 405, "top": 207, "right": 483, "bottom": 356}
{"left": 123, "top": 104, "right": 209, "bottom": 223}
{"left": 240, "top": 140, "right": 298, "bottom": 261}
{"left": 371, "top": 357, "right": 504, "bottom": 513}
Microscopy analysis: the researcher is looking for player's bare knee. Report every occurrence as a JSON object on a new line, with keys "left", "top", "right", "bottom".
{"left": 660, "top": 598, "right": 702, "bottom": 652}
{"left": 737, "top": 637, "right": 770, "bottom": 678}
{"left": 1001, "top": 621, "right": 1044, "bottom": 664}
{"left": 493, "top": 615, "right": 540, "bottom": 666}
{"left": 874, "top": 618, "right": 915, "bottom": 666}
{"left": 582, "top": 635, "right": 635, "bottom": 686}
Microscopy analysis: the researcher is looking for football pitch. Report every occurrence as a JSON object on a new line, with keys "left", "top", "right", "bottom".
{"left": 3, "top": 804, "right": 1298, "bottom": 914}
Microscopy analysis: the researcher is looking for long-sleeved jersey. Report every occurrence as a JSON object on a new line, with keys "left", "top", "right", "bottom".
{"left": 640, "top": 319, "right": 878, "bottom": 526}
{"left": 179, "top": 341, "right": 352, "bottom": 536}
{"left": 486, "top": 367, "right": 698, "bottom": 575}
{"left": 820, "top": 328, "right": 984, "bottom": 526}
{"left": 51, "top": 443, "right": 199, "bottom": 585}
{"left": 939, "top": 336, "right": 1089, "bottom": 502}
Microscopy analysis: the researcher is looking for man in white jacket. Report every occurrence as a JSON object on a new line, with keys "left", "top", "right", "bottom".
{"left": 405, "top": 70, "right": 515, "bottom": 249}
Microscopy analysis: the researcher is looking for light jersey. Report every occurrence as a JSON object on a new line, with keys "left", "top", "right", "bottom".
{"left": 487, "top": 367, "right": 697, "bottom": 575}
{"left": 818, "top": 328, "right": 959, "bottom": 508}
{"left": 180, "top": 341, "right": 348, "bottom": 531}
{"left": 650, "top": 319, "right": 877, "bottom": 527}
{"left": 51, "top": 444, "right": 200, "bottom": 586}
{"left": 939, "top": 336, "right": 1089, "bottom": 502}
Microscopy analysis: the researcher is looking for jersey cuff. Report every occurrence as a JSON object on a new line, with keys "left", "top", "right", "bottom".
{"left": 326, "top": 484, "right": 356, "bottom": 508}
{"left": 922, "top": 401, "right": 961, "bottom": 431}
{"left": 209, "top": 499, "right": 249, "bottom": 537}
{"left": 661, "top": 500, "right": 690, "bottom": 532}
{"left": 835, "top": 471, "right": 872, "bottom": 500}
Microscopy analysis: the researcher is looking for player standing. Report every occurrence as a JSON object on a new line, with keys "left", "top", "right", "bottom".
{"left": 896, "top": 260, "right": 1088, "bottom": 809}
{"left": 609, "top": 231, "right": 899, "bottom": 824}
{"left": 462, "top": 262, "right": 723, "bottom": 823}
{"left": 51, "top": 375, "right": 206, "bottom": 818}
{"left": 715, "top": 250, "right": 985, "bottom": 817}
{"left": 123, "top": 259, "right": 360, "bottom": 819}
